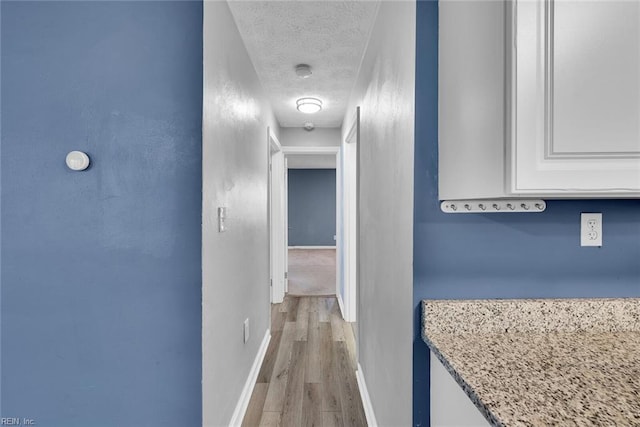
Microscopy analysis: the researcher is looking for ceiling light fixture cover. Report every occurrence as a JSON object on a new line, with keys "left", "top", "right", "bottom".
{"left": 296, "top": 97, "right": 323, "bottom": 114}
{"left": 295, "top": 64, "right": 313, "bottom": 79}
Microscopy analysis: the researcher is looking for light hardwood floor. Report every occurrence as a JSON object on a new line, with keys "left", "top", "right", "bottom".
{"left": 242, "top": 295, "right": 367, "bottom": 427}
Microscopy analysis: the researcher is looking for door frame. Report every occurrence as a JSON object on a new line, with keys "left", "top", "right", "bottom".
{"left": 342, "top": 108, "right": 359, "bottom": 323}
{"left": 283, "top": 157, "right": 289, "bottom": 294}
{"left": 268, "top": 128, "right": 286, "bottom": 304}
{"left": 280, "top": 146, "right": 342, "bottom": 309}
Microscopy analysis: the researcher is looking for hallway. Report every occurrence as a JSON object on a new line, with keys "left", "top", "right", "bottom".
{"left": 242, "top": 295, "right": 366, "bottom": 426}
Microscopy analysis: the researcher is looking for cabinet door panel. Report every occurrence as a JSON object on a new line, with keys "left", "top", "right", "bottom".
{"left": 513, "top": 0, "right": 640, "bottom": 194}
{"left": 554, "top": 1, "right": 640, "bottom": 156}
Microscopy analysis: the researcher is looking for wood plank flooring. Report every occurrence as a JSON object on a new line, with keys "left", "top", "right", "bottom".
{"left": 242, "top": 295, "right": 367, "bottom": 427}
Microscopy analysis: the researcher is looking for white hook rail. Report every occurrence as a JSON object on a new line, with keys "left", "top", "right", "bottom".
{"left": 440, "top": 199, "right": 546, "bottom": 214}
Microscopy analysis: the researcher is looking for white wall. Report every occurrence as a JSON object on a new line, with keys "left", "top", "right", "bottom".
{"left": 342, "top": 2, "right": 416, "bottom": 425}
{"left": 286, "top": 154, "right": 336, "bottom": 169}
{"left": 280, "top": 127, "right": 341, "bottom": 147}
{"left": 202, "top": 2, "right": 280, "bottom": 425}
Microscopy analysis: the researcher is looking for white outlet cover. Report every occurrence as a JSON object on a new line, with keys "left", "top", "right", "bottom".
{"left": 581, "top": 213, "right": 602, "bottom": 247}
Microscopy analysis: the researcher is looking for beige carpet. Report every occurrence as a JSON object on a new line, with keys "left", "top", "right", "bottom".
{"left": 287, "top": 249, "right": 336, "bottom": 296}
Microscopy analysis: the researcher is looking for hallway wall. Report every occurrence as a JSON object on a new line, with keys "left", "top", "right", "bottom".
{"left": 342, "top": 2, "right": 416, "bottom": 425}
{"left": 202, "top": 2, "right": 280, "bottom": 425}
{"left": 1, "top": 2, "right": 202, "bottom": 424}
{"left": 413, "top": 2, "right": 640, "bottom": 425}
{"left": 288, "top": 169, "right": 337, "bottom": 246}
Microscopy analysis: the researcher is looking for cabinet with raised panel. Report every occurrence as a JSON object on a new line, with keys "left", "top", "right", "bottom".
{"left": 439, "top": 0, "right": 640, "bottom": 200}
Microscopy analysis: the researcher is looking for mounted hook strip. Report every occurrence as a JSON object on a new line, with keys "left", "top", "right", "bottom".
{"left": 441, "top": 199, "right": 547, "bottom": 213}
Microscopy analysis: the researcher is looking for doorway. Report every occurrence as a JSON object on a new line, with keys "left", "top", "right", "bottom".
{"left": 281, "top": 146, "right": 341, "bottom": 300}
{"left": 287, "top": 167, "right": 337, "bottom": 297}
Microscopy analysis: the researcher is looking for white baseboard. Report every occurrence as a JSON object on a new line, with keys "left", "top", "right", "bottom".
{"left": 356, "top": 363, "right": 378, "bottom": 427}
{"left": 288, "top": 246, "right": 336, "bottom": 250}
{"left": 228, "top": 329, "right": 271, "bottom": 427}
{"left": 336, "top": 294, "right": 346, "bottom": 320}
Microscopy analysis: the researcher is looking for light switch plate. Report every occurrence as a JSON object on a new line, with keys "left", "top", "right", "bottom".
{"left": 218, "top": 207, "right": 227, "bottom": 232}
{"left": 243, "top": 318, "right": 250, "bottom": 343}
{"left": 581, "top": 213, "right": 602, "bottom": 247}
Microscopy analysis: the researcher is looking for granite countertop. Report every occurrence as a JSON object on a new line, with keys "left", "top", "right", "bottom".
{"left": 422, "top": 298, "right": 640, "bottom": 427}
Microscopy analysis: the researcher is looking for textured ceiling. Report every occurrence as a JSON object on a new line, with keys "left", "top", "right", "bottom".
{"left": 228, "top": 1, "right": 380, "bottom": 128}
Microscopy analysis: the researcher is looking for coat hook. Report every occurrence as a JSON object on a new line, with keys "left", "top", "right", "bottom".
{"left": 440, "top": 200, "right": 545, "bottom": 213}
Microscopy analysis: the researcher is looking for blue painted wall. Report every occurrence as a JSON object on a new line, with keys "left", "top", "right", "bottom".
{"left": 1, "top": 2, "right": 202, "bottom": 425}
{"left": 413, "top": 1, "right": 640, "bottom": 425}
{"left": 288, "top": 169, "right": 336, "bottom": 246}
{"left": 0, "top": 3, "right": 3, "bottom": 413}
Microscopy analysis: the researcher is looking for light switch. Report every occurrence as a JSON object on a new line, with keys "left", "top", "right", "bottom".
{"left": 243, "top": 318, "right": 250, "bottom": 343}
{"left": 218, "top": 207, "right": 227, "bottom": 232}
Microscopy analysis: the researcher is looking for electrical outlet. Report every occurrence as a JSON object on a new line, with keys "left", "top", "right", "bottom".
{"left": 581, "top": 213, "right": 602, "bottom": 247}
{"left": 243, "top": 318, "right": 250, "bottom": 343}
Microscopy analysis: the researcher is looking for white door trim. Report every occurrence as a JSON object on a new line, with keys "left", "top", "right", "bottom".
{"left": 336, "top": 148, "right": 343, "bottom": 304}
{"left": 284, "top": 158, "right": 289, "bottom": 294}
{"left": 342, "top": 108, "right": 359, "bottom": 323}
{"left": 268, "top": 128, "right": 286, "bottom": 304}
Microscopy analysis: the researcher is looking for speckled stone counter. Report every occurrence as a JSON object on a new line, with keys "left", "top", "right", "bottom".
{"left": 422, "top": 298, "right": 640, "bottom": 427}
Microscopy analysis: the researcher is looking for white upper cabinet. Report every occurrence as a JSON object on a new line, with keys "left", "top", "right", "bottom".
{"left": 439, "top": 0, "right": 640, "bottom": 200}
{"left": 513, "top": 0, "right": 640, "bottom": 195}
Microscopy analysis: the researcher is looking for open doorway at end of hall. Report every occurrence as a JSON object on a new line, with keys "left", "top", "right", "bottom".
{"left": 286, "top": 166, "right": 337, "bottom": 298}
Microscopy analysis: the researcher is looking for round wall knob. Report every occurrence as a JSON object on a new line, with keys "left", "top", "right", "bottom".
{"left": 66, "top": 151, "right": 90, "bottom": 171}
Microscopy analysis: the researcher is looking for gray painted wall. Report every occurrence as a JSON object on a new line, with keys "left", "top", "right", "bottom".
{"left": 342, "top": 2, "right": 416, "bottom": 425}
{"left": 1, "top": 2, "right": 202, "bottom": 424}
{"left": 202, "top": 2, "right": 280, "bottom": 425}
{"left": 280, "top": 127, "right": 341, "bottom": 147}
{"left": 288, "top": 169, "right": 337, "bottom": 246}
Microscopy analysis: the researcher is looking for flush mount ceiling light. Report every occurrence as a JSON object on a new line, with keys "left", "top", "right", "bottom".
{"left": 295, "top": 64, "right": 313, "bottom": 79}
{"left": 303, "top": 122, "right": 315, "bottom": 131}
{"left": 296, "top": 97, "right": 323, "bottom": 114}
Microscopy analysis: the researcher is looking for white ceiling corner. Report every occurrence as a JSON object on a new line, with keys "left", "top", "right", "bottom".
{"left": 228, "top": 0, "right": 380, "bottom": 128}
